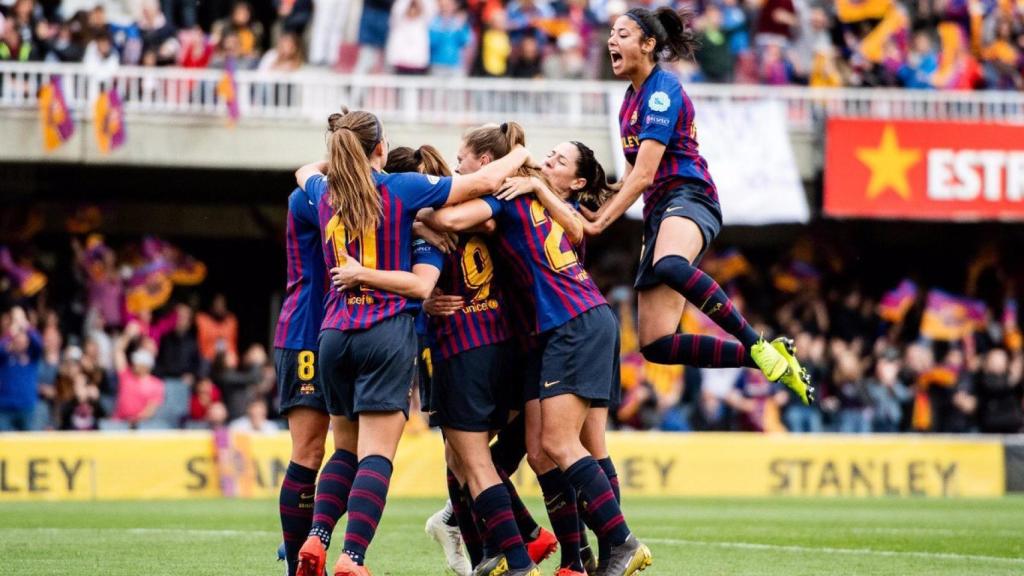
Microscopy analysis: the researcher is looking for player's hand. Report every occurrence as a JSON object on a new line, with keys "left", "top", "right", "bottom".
{"left": 413, "top": 221, "right": 457, "bottom": 254}
{"left": 423, "top": 289, "right": 464, "bottom": 316}
{"left": 579, "top": 204, "right": 607, "bottom": 236}
{"left": 331, "top": 258, "right": 365, "bottom": 292}
{"left": 496, "top": 176, "right": 535, "bottom": 201}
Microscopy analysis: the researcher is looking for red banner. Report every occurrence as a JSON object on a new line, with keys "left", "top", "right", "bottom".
{"left": 825, "top": 119, "right": 1024, "bottom": 220}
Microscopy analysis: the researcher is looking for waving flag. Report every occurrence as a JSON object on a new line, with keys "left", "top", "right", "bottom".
{"left": 1004, "top": 298, "right": 1021, "bottom": 351}
{"left": 0, "top": 247, "right": 47, "bottom": 297}
{"left": 919, "top": 289, "right": 987, "bottom": 341}
{"left": 878, "top": 279, "right": 918, "bottom": 323}
{"left": 773, "top": 261, "right": 821, "bottom": 294}
{"left": 216, "top": 60, "right": 240, "bottom": 123}
{"left": 94, "top": 87, "right": 125, "bottom": 153}
{"left": 38, "top": 76, "right": 75, "bottom": 151}
{"left": 703, "top": 248, "right": 752, "bottom": 286}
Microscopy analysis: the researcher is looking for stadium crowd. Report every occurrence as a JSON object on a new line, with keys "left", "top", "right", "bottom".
{"left": 2, "top": 0, "right": 1024, "bottom": 90}
{"left": 1, "top": 227, "right": 1021, "bottom": 435}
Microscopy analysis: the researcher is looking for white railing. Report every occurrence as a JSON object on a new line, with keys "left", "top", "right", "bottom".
{"left": 3, "top": 61, "right": 1024, "bottom": 130}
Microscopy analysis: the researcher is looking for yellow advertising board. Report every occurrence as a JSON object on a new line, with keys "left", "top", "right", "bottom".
{"left": 0, "top": 431, "right": 1005, "bottom": 501}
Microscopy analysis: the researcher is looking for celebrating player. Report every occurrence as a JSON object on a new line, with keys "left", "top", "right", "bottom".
{"left": 426, "top": 124, "right": 653, "bottom": 576}
{"left": 293, "top": 109, "right": 532, "bottom": 576}
{"left": 274, "top": 185, "right": 331, "bottom": 576}
{"left": 586, "top": 6, "right": 814, "bottom": 403}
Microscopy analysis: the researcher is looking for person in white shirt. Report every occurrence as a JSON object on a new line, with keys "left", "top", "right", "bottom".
{"left": 385, "top": 0, "right": 435, "bottom": 74}
{"left": 229, "top": 397, "right": 280, "bottom": 433}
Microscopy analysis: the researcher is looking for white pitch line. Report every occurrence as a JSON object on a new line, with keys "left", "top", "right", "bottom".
{"left": 645, "top": 538, "right": 1024, "bottom": 565}
{"left": 3, "top": 527, "right": 278, "bottom": 537}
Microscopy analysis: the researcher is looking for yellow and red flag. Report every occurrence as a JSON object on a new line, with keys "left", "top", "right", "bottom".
{"left": 38, "top": 75, "right": 75, "bottom": 151}
{"left": 93, "top": 87, "right": 125, "bottom": 153}
{"left": 919, "top": 289, "right": 987, "bottom": 341}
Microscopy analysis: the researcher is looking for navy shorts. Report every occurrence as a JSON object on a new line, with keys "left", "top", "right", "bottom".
{"left": 531, "top": 305, "right": 619, "bottom": 404}
{"left": 433, "top": 341, "right": 515, "bottom": 432}
{"left": 318, "top": 315, "right": 418, "bottom": 419}
{"left": 275, "top": 348, "right": 327, "bottom": 415}
{"left": 635, "top": 182, "right": 723, "bottom": 291}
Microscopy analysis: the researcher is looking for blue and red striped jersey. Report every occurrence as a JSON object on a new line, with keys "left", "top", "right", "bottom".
{"left": 619, "top": 66, "right": 717, "bottom": 218}
{"left": 274, "top": 188, "right": 326, "bottom": 351}
{"left": 480, "top": 195, "right": 605, "bottom": 334}
{"left": 304, "top": 171, "right": 452, "bottom": 331}
{"left": 413, "top": 235, "right": 511, "bottom": 360}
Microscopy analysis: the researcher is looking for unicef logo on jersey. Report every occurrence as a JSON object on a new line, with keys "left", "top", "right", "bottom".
{"left": 648, "top": 91, "right": 671, "bottom": 113}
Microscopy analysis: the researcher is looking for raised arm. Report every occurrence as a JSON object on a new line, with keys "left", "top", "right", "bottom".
{"left": 421, "top": 199, "right": 496, "bottom": 233}
{"left": 498, "top": 176, "right": 583, "bottom": 245}
{"left": 583, "top": 140, "right": 664, "bottom": 235}
{"left": 295, "top": 161, "right": 328, "bottom": 190}
{"left": 445, "top": 146, "right": 531, "bottom": 205}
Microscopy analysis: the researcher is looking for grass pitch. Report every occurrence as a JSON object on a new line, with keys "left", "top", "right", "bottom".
{"left": 1, "top": 497, "right": 1022, "bottom": 575}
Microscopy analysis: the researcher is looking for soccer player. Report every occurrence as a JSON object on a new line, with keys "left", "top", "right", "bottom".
{"left": 425, "top": 124, "right": 652, "bottom": 576}
{"left": 586, "top": 6, "right": 814, "bottom": 403}
{"left": 495, "top": 140, "right": 624, "bottom": 574}
{"left": 293, "top": 109, "right": 532, "bottom": 576}
{"left": 274, "top": 186, "right": 330, "bottom": 576}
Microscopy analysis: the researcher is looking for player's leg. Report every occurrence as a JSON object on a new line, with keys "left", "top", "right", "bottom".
{"left": 425, "top": 441, "right": 475, "bottom": 575}
{"left": 447, "top": 428, "right": 536, "bottom": 574}
{"left": 579, "top": 406, "right": 618, "bottom": 573}
{"left": 298, "top": 415, "right": 357, "bottom": 576}
{"left": 280, "top": 406, "right": 329, "bottom": 576}
{"left": 525, "top": 397, "right": 583, "bottom": 574}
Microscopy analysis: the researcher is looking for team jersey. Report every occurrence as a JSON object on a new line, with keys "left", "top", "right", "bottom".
{"left": 305, "top": 171, "right": 452, "bottom": 331}
{"left": 274, "top": 188, "right": 327, "bottom": 350}
{"left": 413, "top": 235, "right": 511, "bottom": 360}
{"left": 480, "top": 195, "right": 605, "bottom": 334}
{"left": 619, "top": 66, "right": 717, "bottom": 219}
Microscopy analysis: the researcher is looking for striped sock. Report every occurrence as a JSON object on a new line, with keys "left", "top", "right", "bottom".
{"left": 641, "top": 334, "right": 757, "bottom": 368}
{"left": 497, "top": 469, "right": 540, "bottom": 539}
{"left": 653, "top": 255, "right": 760, "bottom": 348}
{"left": 280, "top": 461, "right": 317, "bottom": 576}
{"left": 469, "top": 489, "right": 497, "bottom": 559}
{"left": 309, "top": 449, "right": 357, "bottom": 548}
{"left": 449, "top": 475, "right": 483, "bottom": 566}
{"left": 342, "top": 455, "right": 393, "bottom": 565}
{"left": 596, "top": 457, "right": 621, "bottom": 563}
{"left": 473, "top": 484, "right": 532, "bottom": 570}
{"left": 565, "top": 457, "right": 629, "bottom": 546}
{"left": 538, "top": 469, "right": 583, "bottom": 571}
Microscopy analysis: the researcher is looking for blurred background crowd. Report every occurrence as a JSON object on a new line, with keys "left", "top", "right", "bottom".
{"left": 1, "top": 213, "right": 1021, "bottom": 435}
{"left": 2, "top": 0, "right": 1024, "bottom": 90}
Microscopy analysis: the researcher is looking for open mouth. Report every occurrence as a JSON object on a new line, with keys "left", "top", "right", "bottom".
{"left": 610, "top": 50, "right": 623, "bottom": 67}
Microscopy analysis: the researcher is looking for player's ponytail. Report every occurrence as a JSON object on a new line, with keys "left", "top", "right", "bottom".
{"left": 414, "top": 145, "right": 452, "bottom": 177}
{"left": 571, "top": 141, "right": 619, "bottom": 210}
{"left": 627, "top": 6, "right": 698, "bottom": 62}
{"left": 325, "top": 109, "right": 383, "bottom": 233}
{"left": 500, "top": 122, "right": 527, "bottom": 149}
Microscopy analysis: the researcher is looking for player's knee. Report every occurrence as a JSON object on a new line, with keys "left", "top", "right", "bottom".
{"left": 652, "top": 254, "right": 692, "bottom": 284}
{"left": 539, "top": 433, "right": 572, "bottom": 467}
{"left": 291, "top": 438, "right": 326, "bottom": 469}
{"left": 640, "top": 338, "right": 669, "bottom": 364}
{"left": 526, "top": 443, "right": 553, "bottom": 474}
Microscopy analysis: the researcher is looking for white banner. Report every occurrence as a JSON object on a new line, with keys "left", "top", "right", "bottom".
{"left": 620, "top": 99, "right": 809, "bottom": 225}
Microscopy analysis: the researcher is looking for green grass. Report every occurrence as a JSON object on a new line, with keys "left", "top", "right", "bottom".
{"left": 1, "top": 497, "right": 1023, "bottom": 575}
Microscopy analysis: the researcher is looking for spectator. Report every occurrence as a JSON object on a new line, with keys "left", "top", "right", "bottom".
{"left": 478, "top": 6, "right": 511, "bottom": 77}
{"left": 73, "top": 236, "right": 124, "bottom": 330}
{"left": 189, "top": 376, "right": 224, "bottom": 421}
{"left": 258, "top": 32, "right": 303, "bottom": 71}
{"left": 783, "top": 331, "right": 825, "bottom": 432}
{"left": 929, "top": 348, "right": 976, "bottom": 433}
{"left": 867, "top": 348, "right": 912, "bottom": 432}
{"left": 307, "top": 0, "right": 354, "bottom": 66}
{"left": 55, "top": 348, "right": 106, "bottom": 431}
{"left": 720, "top": 0, "right": 750, "bottom": 56}
{"left": 386, "top": 0, "right": 435, "bottom": 74}
{"left": 899, "top": 30, "right": 938, "bottom": 89}
{"left": 695, "top": 4, "right": 734, "bottom": 83}
{"left": 160, "top": 0, "right": 197, "bottom": 29}
{"left": 138, "top": 0, "right": 179, "bottom": 66}
{"left": 44, "top": 12, "right": 88, "bottom": 62}
{"left": 112, "top": 323, "right": 165, "bottom": 425}
{"left": 505, "top": 0, "right": 553, "bottom": 44}
{"left": 542, "top": 31, "right": 586, "bottom": 79}
{"left": 975, "top": 348, "right": 1024, "bottom": 433}
{"left": 229, "top": 397, "right": 280, "bottom": 433}
{"left": 276, "top": 0, "right": 313, "bottom": 35}
{"left": 34, "top": 324, "right": 61, "bottom": 426}
{"left": 354, "top": 0, "right": 393, "bottom": 74}
{"left": 82, "top": 29, "right": 120, "bottom": 79}
{"left": 755, "top": 0, "right": 797, "bottom": 48}
{"left": 0, "top": 307, "right": 43, "bottom": 431}
{"left": 0, "top": 17, "right": 36, "bottom": 61}
{"left": 759, "top": 42, "right": 791, "bottom": 85}
{"left": 213, "top": 343, "right": 266, "bottom": 418}
{"left": 725, "top": 368, "right": 789, "bottom": 432}
{"left": 195, "top": 293, "right": 238, "bottom": 362}
{"left": 179, "top": 26, "right": 214, "bottom": 69}
{"left": 428, "top": 0, "right": 471, "bottom": 77}
{"left": 508, "top": 32, "right": 542, "bottom": 78}
{"left": 212, "top": 1, "right": 263, "bottom": 62}
{"left": 210, "top": 29, "right": 256, "bottom": 69}
{"left": 981, "top": 19, "right": 1021, "bottom": 90}
{"left": 155, "top": 303, "right": 201, "bottom": 385}
{"left": 830, "top": 343, "right": 872, "bottom": 433}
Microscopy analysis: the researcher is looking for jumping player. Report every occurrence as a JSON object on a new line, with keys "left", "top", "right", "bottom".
{"left": 586, "top": 7, "right": 814, "bottom": 403}
{"left": 274, "top": 186, "right": 330, "bottom": 576}
{"left": 293, "top": 109, "right": 534, "bottom": 576}
{"left": 425, "top": 124, "right": 652, "bottom": 576}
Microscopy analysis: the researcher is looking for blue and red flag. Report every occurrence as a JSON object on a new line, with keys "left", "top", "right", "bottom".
{"left": 919, "top": 289, "right": 987, "bottom": 341}
{"left": 0, "top": 247, "right": 47, "bottom": 297}
{"left": 94, "top": 86, "right": 125, "bottom": 153}
{"left": 878, "top": 279, "right": 918, "bottom": 323}
{"left": 217, "top": 59, "right": 240, "bottom": 123}
{"left": 38, "top": 75, "right": 75, "bottom": 151}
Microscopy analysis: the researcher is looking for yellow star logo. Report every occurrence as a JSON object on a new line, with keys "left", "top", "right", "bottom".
{"left": 855, "top": 125, "right": 921, "bottom": 200}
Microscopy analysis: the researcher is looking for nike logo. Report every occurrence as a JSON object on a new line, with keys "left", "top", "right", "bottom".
{"left": 543, "top": 380, "right": 560, "bottom": 388}
{"left": 299, "top": 493, "right": 315, "bottom": 501}
{"left": 665, "top": 206, "right": 682, "bottom": 213}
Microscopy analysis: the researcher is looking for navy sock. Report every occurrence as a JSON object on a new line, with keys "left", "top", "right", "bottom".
{"left": 449, "top": 475, "right": 483, "bottom": 565}
{"left": 564, "top": 457, "right": 629, "bottom": 546}
{"left": 309, "top": 449, "right": 357, "bottom": 549}
{"left": 280, "top": 461, "right": 317, "bottom": 576}
{"left": 497, "top": 469, "right": 539, "bottom": 539}
{"left": 490, "top": 414, "right": 527, "bottom": 475}
{"left": 473, "top": 484, "right": 532, "bottom": 569}
{"left": 653, "top": 255, "right": 760, "bottom": 349}
{"left": 468, "top": 489, "right": 497, "bottom": 559}
{"left": 596, "top": 457, "right": 622, "bottom": 563}
{"left": 342, "top": 455, "right": 393, "bottom": 565}
{"left": 641, "top": 334, "right": 757, "bottom": 368}
{"left": 538, "top": 469, "right": 583, "bottom": 571}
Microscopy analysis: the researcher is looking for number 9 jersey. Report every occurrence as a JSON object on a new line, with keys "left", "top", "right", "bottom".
{"left": 480, "top": 195, "right": 606, "bottom": 334}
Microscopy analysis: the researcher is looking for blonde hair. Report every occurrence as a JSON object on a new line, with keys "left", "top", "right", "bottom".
{"left": 463, "top": 122, "right": 542, "bottom": 181}
{"left": 326, "top": 109, "right": 383, "bottom": 233}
